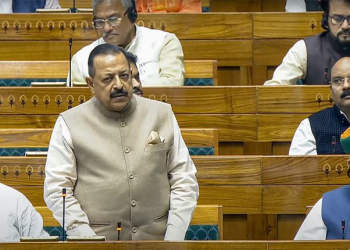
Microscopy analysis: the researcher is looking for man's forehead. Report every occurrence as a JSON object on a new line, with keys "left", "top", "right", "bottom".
{"left": 332, "top": 59, "right": 350, "bottom": 77}
{"left": 329, "top": 0, "right": 350, "bottom": 13}
{"left": 95, "top": 0, "right": 125, "bottom": 15}
{"left": 94, "top": 54, "right": 129, "bottom": 71}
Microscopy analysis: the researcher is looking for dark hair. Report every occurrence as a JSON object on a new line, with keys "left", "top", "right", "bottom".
{"left": 124, "top": 51, "right": 138, "bottom": 66}
{"left": 88, "top": 43, "right": 130, "bottom": 78}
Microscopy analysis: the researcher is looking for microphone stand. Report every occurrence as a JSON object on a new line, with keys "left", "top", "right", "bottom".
{"left": 62, "top": 188, "right": 67, "bottom": 241}
{"left": 117, "top": 222, "right": 122, "bottom": 241}
{"left": 69, "top": 38, "right": 73, "bottom": 87}
{"left": 71, "top": 0, "right": 77, "bottom": 13}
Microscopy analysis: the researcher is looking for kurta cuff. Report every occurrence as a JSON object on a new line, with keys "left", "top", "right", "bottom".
{"left": 164, "top": 225, "right": 186, "bottom": 241}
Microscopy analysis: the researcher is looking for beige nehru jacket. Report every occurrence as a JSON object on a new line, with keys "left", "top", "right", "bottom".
{"left": 45, "top": 95, "right": 198, "bottom": 240}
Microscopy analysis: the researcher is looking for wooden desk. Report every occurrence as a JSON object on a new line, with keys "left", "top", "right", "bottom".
{"left": 1, "top": 155, "right": 348, "bottom": 240}
{"left": 2, "top": 241, "right": 350, "bottom": 250}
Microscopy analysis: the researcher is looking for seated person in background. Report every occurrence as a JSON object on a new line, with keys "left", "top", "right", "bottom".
{"left": 0, "top": 0, "right": 61, "bottom": 13}
{"left": 0, "top": 183, "right": 49, "bottom": 241}
{"left": 285, "top": 0, "right": 321, "bottom": 12}
{"left": 265, "top": 0, "right": 350, "bottom": 85}
{"left": 45, "top": 44, "right": 199, "bottom": 240}
{"left": 70, "top": 0, "right": 184, "bottom": 87}
{"left": 136, "top": 0, "right": 201, "bottom": 13}
{"left": 294, "top": 128, "right": 350, "bottom": 240}
{"left": 289, "top": 57, "right": 350, "bottom": 155}
{"left": 125, "top": 51, "right": 143, "bottom": 96}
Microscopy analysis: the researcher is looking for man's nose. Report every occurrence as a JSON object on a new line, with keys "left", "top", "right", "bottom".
{"left": 341, "top": 19, "right": 350, "bottom": 29}
{"left": 132, "top": 78, "right": 141, "bottom": 89}
{"left": 103, "top": 21, "right": 113, "bottom": 33}
{"left": 342, "top": 78, "right": 350, "bottom": 89}
{"left": 112, "top": 77, "right": 124, "bottom": 89}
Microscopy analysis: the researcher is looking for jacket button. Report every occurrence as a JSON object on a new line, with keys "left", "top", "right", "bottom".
{"left": 120, "top": 121, "right": 126, "bottom": 127}
{"left": 129, "top": 173, "right": 134, "bottom": 179}
{"left": 132, "top": 227, "right": 137, "bottom": 233}
{"left": 124, "top": 147, "right": 130, "bottom": 153}
{"left": 131, "top": 200, "right": 137, "bottom": 207}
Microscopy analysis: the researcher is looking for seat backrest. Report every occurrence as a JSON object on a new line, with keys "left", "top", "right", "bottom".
{"left": 0, "top": 128, "right": 218, "bottom": 156}
{"left": 187, "top": 204, "right": 223, "bottom": 240}
{"left": 0, "top": 60, "right": 217, "bottom": 87}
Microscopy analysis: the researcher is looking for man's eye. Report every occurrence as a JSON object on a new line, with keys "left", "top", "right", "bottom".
{"left": 334, "top": 15, "right": 344, "bottom": 22}
{"left": 103, "top": 77, "right": 112, "bottom": 82}
{"left": 109, "top": 17, "right": 120, "bottom": 21}
{"left": 334, "top": 78, "right": 343, "bottom": 84}
{"left": 120, "top": 74, "right": 129, "bottom": 79}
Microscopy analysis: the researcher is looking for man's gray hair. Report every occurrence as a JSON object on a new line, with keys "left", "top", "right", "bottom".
{"left": 92, "top": 0, "right": 134, "bottom": 11}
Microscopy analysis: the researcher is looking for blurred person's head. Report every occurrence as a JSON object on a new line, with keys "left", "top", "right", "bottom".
{"left": 330, "top": 57, "right": 350, "bottom": 115}
{"left": 321, "top": 0, "right": 350, "bottom": 48}
{"left": 125, "top": 51, "right": 143, "bottom": 96}
{"left": 93, "top": 0, "right": 137, "bottom": 48}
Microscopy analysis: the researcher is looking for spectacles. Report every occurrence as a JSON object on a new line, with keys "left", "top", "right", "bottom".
{"left": 329, "top": 14, "right": 350, "bottom": 25}
{"left": 331, "top": 77, "right": 350, "bottom": 87}
{"left": 93, "top": 11, "right": 128, "bottom": 28}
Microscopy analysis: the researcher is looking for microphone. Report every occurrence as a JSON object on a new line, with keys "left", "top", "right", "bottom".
{"left": 71, "top": 0, "right": 77, "bottom": 13}
{"left": 342, "top": 220, "right": 346, "bottom": 239}
{"left": 332, "top": 136, "right": 337, "bottom": 153}
{"left": 117, "top": 222, "right": 122, "bottom": 241}
{"left": 68, "top": 38, "right": 73, "bottom": 87}
{"left": 62, "top": 188, "right": 67, "bottom": 241}
{"left": 324, "top": 67, "right": 329, "bottom": 84}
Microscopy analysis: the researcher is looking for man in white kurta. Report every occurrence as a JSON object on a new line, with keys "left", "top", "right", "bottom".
{"left": 0, "top": 183, "right": 49, "bottom": 241}
{"left": 289, "top": 57, "right": 350, "bottom": 155}
{"left": 265, "top": 0, "right": 350, "bottom": 85}
{"left": 70, "top": 0, "right": 184, "bottom": 87}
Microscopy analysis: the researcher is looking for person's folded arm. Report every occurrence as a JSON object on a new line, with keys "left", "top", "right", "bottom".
{"left": 141, "top": 34, "right": 185, "bottom": 87}
{"left": 289, "top": 118, "right": 317, "bottom": 155}
{"left": 67, "top": 54, "right": 88, "bottom": 86}
{"left": 44, "top": 116, "right": 96, "bottom": 236}
{"left": 44, "top": 0, "right": 61, "bottom": 9}
{"left": 264, "top": 40, "right": 307, "bottom": 85}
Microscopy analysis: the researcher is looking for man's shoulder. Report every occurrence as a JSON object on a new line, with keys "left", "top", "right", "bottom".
{"left": 304, "top": 31, "right": 329, "bottom": 42}
{"left": 137, "top": 26, "right": 175, "bottom": 39}
{"left": 309, "top": 107, "right": 334, "bottom": 118}
{"left": 324, "top": 185, "right": 350, "bottom": 197}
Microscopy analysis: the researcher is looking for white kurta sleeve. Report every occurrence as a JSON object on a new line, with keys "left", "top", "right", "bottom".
{"left": 18, "top": 194, "right": 49, "bottom": 237}
{"left": 68, "top": 54, "right": 88, "bottom": 85}
{"left": 285, "top": 0, "right": 306, "bottom": 12}
{"left": 164, "top": 113, "right": 199, "bottom": 240}
{"left": 264, "top": 40, "right": 307, "bottom": 85}
{"left": 44, "top": 116, "right": 96, "bottom": 236}
{"left": 294, "top": 198, "right": 327, "bottom": 240}
{"left": 44, "top": 0, "right": 61, "bottom": 9}
{"left": 289, "top": 118, "right": 317, "bottom": 155}
{"left": 141, "top": 34, "right": 185, "bottom": 87}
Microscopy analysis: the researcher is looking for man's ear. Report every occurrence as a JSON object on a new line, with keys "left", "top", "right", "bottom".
{"left": 86, "top": 77, "right": 95, "bottom": 95}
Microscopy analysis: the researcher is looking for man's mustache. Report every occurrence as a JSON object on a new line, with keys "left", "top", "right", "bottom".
{"left": 110, "top": 88, "right": 128, "bottom": 98}
{"left": 341, "top": 89, "right": 350, "bottom": 98}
